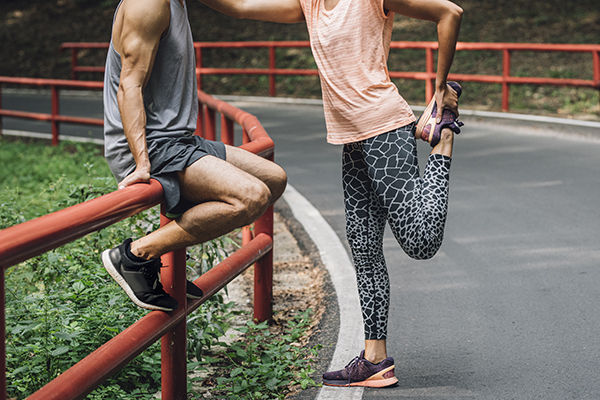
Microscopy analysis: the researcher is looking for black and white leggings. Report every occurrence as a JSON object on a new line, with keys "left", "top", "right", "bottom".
{"left": 342, "top": 123, "right": 452, "bottom": 340}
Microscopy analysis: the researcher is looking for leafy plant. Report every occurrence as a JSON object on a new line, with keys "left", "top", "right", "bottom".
{"left": 198, "top": 309, "right": 321, "bottom": 400}
{"left": 3, "top": 139, "right": 322, "bottom": 399}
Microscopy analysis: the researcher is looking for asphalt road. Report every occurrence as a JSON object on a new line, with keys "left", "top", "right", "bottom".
{"left": 3, "top": 91, "right": 600, "bottom": 399}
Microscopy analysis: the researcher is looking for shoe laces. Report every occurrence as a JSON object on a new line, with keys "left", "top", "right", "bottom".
{"left": 139, "top": 260, "right": 164, "bottom": 292}
{"left": 344, "top": 355, "right": 363, "bottom": 382}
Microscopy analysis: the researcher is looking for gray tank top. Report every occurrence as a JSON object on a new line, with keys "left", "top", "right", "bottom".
{"left": 103, "top": 0, "right": 198, "bottom": 182}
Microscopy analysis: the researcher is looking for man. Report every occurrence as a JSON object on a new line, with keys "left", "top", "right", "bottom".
{"left": 101, "top": 0, "right": 287, "bottom": 312}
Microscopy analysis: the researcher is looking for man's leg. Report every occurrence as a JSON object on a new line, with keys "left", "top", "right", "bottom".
{"left": 224, "top": 145, "right": 287, "bottom": 203}
{"left": 103, "top": 149, "right": 285, "bottom": 311}
{"left": 131, "top": 151, "right": 284, "bottom": 259}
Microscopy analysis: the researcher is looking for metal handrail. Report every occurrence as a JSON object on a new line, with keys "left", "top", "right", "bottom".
{"left": 0, "top": 76, "right": 103, "bottom": 145}
{"left": 58, "top": 41, "right": 600, "bottom": 111}
{"left": 0, "top": 86, "right": 276, "bottom": 399}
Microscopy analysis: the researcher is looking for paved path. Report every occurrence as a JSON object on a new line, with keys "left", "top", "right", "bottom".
{"left": 3, "top": 91, "right": 600, "bottom": 399}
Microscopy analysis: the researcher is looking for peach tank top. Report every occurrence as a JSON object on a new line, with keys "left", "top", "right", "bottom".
{"left": 299, "top": 0, "right": 415, "bottom": 144}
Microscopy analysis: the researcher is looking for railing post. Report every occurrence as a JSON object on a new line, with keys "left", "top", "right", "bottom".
{"left": 593, "top": 50, "right": 600, "bottom": 102}
{"left": 425, "top": 47, "right": 435, "bottom": 102}
{"left": 269, "top": 45, "right": 277, "bottom": 97}
{"left": 160, "top": 207, "right": 188, "bottom": 400}
{"left": 204, "top": 107, "right": 216, "bottom": 141}
{"left": 1, "top": 268, "right": 5, "bottom": 400}
{"left": 51, "top": 86, "right": 60, "bottom": 146}
{"left": 71, "top": 48, "right": 78, "bottom": 80}
{"left": 195, "top": 103, "right": 204, "bottom": 137}
{"left": 196, "top": 45, "right": 202, "bottom": 92}
{"left": 502, "top": 48, "right": 511, "bottom": 112}
{"left": 253, "top": 203, "right": 273, "bottom": 323}
{"left": 0, "top": 84, "right": 3, "bottom": 136}
{"left": 221, "top": 114, "right": 234, "bottom": 145}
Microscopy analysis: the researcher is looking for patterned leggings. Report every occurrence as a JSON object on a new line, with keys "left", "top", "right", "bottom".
{"left": 342, "top": 124, "right": 452, "bottom": 340}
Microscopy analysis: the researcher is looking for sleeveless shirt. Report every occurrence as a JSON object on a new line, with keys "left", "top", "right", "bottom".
{"left": 299, "top": 0, "right": 416, "bottom": 144}
{"left": 103, "top": 0, "right": 198, "bottom": 182}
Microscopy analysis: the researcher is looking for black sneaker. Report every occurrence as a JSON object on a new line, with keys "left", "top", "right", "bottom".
{"left": 186, "top": 280, "right": 203, "bottom": 299}
{"left": 102, "top": 239, "right": 179, "bottom": 312}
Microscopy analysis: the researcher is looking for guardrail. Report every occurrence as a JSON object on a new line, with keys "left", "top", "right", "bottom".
{"left": 0, "top": 85, "right": 276, "bottom": 399}
{"left": 58, "top": 41, "right": 600, "bottom": 111}
{"left": 0, "top": 76, "right": 104, "bottom": 145}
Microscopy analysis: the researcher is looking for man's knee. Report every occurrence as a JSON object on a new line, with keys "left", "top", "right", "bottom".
{"left": 235, "top": 179, "right": 271, "bottom": 224}
{"left": 270, "top": 165, "right": 288, "bottom": 202}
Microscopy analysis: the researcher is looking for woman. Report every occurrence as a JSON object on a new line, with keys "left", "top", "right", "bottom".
{"left": 200, "top": 0, "right": 463, "bottom": 388}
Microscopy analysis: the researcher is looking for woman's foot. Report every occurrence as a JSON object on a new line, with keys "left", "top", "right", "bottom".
{"left": 415, "top": 81, "right": 464, "bottom": 147}
{"left": 322, "top": 350, "right": 398, "bottom": 388}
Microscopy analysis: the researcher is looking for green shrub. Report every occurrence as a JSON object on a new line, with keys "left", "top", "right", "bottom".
{"left": 2, "top": 139, "right": 320, "bottom": 399}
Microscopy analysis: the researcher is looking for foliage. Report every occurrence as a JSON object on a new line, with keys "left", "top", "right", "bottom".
{"left": 194, "top": 310, "right": 322, "bottom": 400}
{"left": 2, "top": 139, "right": 321, "bottom": 399}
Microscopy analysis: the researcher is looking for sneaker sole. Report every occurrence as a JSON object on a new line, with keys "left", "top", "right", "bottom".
{"left": 101, "top": 249, "right": 176, "bottom": 312}
{"left": 415, "top": 81, "right": 462, "bottom": 146}
{"left": 322, "top": 365, "right": 399, "bottom": 388}
{"left": 322, "top": 376, "right": 398, "bottom": 388}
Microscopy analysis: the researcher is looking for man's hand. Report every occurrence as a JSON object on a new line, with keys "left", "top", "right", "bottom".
{"left": 118, "top": 167, "right": 151, "bottom": 190}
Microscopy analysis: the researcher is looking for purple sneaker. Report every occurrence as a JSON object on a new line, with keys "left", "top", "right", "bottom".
{"left": 322, "top": 350, "right": 398, "bottom": 388}
{"left": 415, "top": 81, "right": 464, "bottom": 147}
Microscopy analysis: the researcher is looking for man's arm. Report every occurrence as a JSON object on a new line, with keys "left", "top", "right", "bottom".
{"left": 384, "top": 0, "right": 463, "bottom": 120}
{"left": 114, "top": 0, "right": 170, "bottom": 189}
{"left": 198, "top": 0, "right": 304, "bottom": 24}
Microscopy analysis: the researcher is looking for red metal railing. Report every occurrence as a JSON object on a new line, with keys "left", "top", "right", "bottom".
{"left": 0, "top": 84, "right": 275, "bottom": 399}
{"left": 59, "top": 41, "right": 600, "bottom": 111}
{"left": 0, "top": 76, "right": 103, "bottom": 145}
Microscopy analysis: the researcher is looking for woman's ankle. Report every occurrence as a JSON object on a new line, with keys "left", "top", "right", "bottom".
{"left": 431, "top": 128, "right": 454, "bottom": 157}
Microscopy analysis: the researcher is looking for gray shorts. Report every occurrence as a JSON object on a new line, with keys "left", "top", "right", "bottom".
{"left": 147, "top": 135, "right": 226, "bottom": 218}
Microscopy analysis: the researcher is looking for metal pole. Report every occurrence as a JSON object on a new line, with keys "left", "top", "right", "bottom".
{"left": 253, "top": 204, "right": 273, "bottom": 322}
{"left": 0, "top": 85, "right": 3, "bottom": 136}
{"left": 1, "top": 268, "right": 6, "bottom": 400}
{"left": 195, "top": 102, "right": 204, "bottom": 137}
{"left": 221, "top": 114, "right": 234, "bottom": 145}
{"left": 502, "top": 48, "right": 511, "bottom": 112}
{"left": 51, "top": 86, "right": 60, "bottom": 146}
{"left": 593, "top": 50, "right": 600, "bottom": 106}
{"left": 425, "top": 47, "right": 435, "bottom": 102}
{"left": 71, "top": 49, "right": 78, "bottom": 81}
{"left": 269, "top": 46, "right": 276, "bottom": 97}
{"left": 204, "top": 107, "right": 216, "bottom": 141}
{"left": 160, "top": 207, "right": 188, "bottom": 400}
{"left": 196, "top": 45, "right": 202, "bottom": 92}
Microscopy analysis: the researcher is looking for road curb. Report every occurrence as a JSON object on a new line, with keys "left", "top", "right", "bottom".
{"left": 282, "top": 185, "right": 365, "bottom": 400}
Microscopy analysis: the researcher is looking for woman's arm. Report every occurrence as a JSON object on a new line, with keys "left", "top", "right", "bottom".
{"left": 384, "top": 0, "right": 463, "bottom": 119}
{"left": 197, "top": 0, "right": 305, "bottom": 23}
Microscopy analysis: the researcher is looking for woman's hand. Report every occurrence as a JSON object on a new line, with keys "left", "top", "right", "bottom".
{"left": 434, "top": 82, "right": 459, "bottom": 123}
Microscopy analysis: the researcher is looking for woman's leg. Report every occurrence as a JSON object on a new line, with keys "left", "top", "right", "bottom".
{"left": 363, "top": 125, "right": 452, "bottom": 260}
{"left": 343, "top": 142, "right": 390, "bottom": 345}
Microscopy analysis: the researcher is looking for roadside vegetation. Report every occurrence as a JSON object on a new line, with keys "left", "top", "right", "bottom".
{"left": 1, "top": 0, "right": 598, "bottom": 118}
{"left": 1, "top": 138, "right": 320, "bottom": 399}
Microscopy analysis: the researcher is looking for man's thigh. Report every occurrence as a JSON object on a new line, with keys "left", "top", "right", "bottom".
{"left": 177, "top": 154, "right": 264, "bottom": 205}
{"left": 225, "top": 145, "right": 286, "bottom": 198}
{"left": 225, "top": 145, "right": 281, "bottom": 181}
